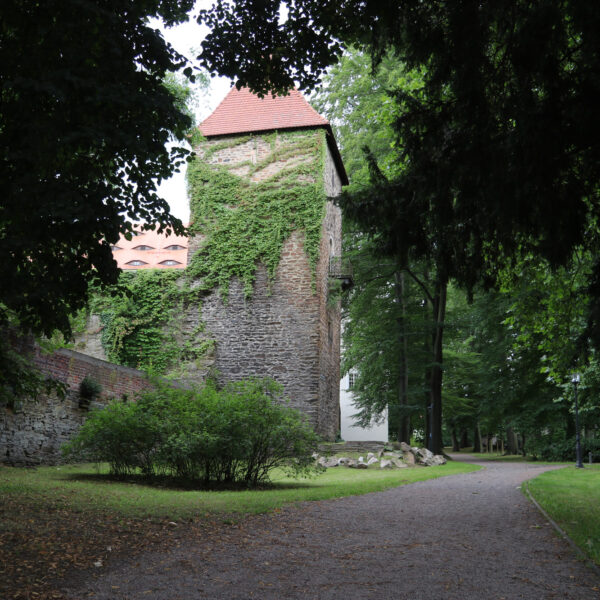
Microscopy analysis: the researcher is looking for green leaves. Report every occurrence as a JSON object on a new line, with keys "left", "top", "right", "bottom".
{"left": 0, "top": 0, "right": 195, "bottom": 338}
{"left": 186, "top": 130, "right": 327, "bottom": 299}
{"left": 88, "top": 270, "right": 208, "bottom": 375}
{"left": 63, "top": 378, "right": 320, "bottom": 487}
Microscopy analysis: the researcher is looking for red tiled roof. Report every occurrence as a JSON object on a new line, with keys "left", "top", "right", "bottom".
{"left": 200, "top": 87, "right": 329, "bottom": 137}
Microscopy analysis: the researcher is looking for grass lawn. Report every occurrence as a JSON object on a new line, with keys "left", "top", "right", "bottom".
{"left": 526, "top": 465, "right": 600, "bottom": 566}
{"left": 0, "top": 460, "right": 479, "bottom": 598}
{"left": 1, "top": 459, "right": 479, "bottom": 520}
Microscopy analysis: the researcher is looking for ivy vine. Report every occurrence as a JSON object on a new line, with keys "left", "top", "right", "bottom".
{"left": 186, "top": 129, "right": 328, "bottom": 298}
{"left": 87, "top": 270, "right": 211, "bottom": 375}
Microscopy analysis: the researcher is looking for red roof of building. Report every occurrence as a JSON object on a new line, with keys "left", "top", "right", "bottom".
{"left": 200, "top": 87, "right": 329, "bottom": 137}
{"left": 199, "top": 87, "right": 349, "bottom": 186}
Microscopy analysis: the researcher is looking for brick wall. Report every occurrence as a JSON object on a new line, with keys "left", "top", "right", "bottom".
{"left": 0, "top": 342, "right": 151, "bottom": 465}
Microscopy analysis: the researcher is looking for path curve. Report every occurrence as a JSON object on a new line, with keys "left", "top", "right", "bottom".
{"left": 64, "top": 456, "right": 600, "bottom": 599}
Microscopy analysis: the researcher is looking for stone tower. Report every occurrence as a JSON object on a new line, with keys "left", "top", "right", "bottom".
{"left": 187, "top": 87, "right": 348, "bottom": 440}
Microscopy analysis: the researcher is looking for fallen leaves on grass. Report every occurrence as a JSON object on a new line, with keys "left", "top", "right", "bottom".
{"left": 0, "top": 496, "right": 205, "bottom": 600}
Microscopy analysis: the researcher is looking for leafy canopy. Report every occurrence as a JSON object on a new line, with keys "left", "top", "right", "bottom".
{"left": 1, "top": 0, "right": 196, "bottom": 337}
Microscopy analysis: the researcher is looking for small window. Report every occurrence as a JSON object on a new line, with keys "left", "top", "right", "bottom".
{"left": 132, "top": 245, "right": 155, "bottom": 251}
{"left": 163, "top": 244, "right": 187, "bottom": 251}
{"left": 110, "top": 245, "right": 122, "bottom": 251}
{"left": 348, "top": 372, "right": 356, "bottom": 389}
{"left": 125, "top": 260, "right": 148, "bottom": 266}
{"left": 159, "top": 260, "right": 182, "bottom": 266}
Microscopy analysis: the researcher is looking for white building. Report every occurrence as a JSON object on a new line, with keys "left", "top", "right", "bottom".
{"left": 339, "top": 371, "right": 388, "bottom": 442}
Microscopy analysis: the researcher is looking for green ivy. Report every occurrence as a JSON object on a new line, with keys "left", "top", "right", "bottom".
{"left": 88, "top": 270, "right": 210, "bottom": 375}
{"left": 186, "top": 129, "right": 328, "bottom": 298}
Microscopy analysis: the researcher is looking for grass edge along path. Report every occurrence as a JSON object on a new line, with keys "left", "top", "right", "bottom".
{"left": 0, "top": 459, "right": 480, "bottom": 520}
{"left": 525, "top": 465, "right": 600, "bottom": 568}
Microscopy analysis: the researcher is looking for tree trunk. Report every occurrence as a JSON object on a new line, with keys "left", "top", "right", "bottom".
{"left": 473, "top": 422, "right": 482, "bottom": 453}
{"left": 429, "top": 277, "right": 447, "bottom": 455}
{"left": 460, "top": 430, "right": 469, "bottom": 448}
{"left": 506, "top": 426, "right": 519, "bottom": 454}
{"left": 394, "top": 270, "right": 411, "bottom": 443}
{"left": 451, "top": 428, "right": 460, "bottom": 452}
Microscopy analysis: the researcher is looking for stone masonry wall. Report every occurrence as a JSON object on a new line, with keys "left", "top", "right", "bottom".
{"left": 317, "top": 147, "right": 343, "bottom": 439}
{"left": 187, "top": 129, "right": 343, "bottom": 438}
{"left": 0, "top": 343, "right": 151, "bottom": 465}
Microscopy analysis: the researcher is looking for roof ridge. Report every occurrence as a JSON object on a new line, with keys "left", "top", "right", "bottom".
{"left": 199, "top": 86, "right": 329, "bottom": 138}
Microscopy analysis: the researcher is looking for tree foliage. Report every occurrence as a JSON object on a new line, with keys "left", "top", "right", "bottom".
{"left": 198, "top": 0, "right": 600, "bottom": 291}
{"left": 1, "top": 0, "right": 196, "bottom": 338}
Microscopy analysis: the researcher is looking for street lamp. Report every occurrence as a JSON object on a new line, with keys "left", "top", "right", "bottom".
{"left": 571, "top": 373, "right": 584, "bottom": 469}
{"left": 427, "top": 403, "right": 433, "bottom": 452}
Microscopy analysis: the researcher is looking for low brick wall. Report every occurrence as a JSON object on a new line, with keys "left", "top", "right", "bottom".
{"left": 0, "top": 345, "right": 151, "bottom": 466}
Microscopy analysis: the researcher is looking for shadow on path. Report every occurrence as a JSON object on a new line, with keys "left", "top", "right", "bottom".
{"left": 63, "top": 456, "right": 600, "bottom": 599}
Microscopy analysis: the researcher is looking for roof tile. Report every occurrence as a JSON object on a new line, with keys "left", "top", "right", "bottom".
{"left": 200, "top": 87, "right": 329, "bottom": 137}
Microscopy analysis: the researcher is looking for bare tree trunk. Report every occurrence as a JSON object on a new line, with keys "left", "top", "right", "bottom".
{"left": 473, "top": 422, "right": 482, "bottom": 453}
{"left": 394, "top": 271, "right": 410, "bottom": 443}
{"left": 429, "top": 277, "right": 447, "bottom": 455}
{"left": 460, "top": 430, "right": 469, "bottom": 448}
{"left": 451, "top": 428, "right": 460, "bottom": 452}
{"left": 506, "top": 426, "right": 519, "bottom": 454}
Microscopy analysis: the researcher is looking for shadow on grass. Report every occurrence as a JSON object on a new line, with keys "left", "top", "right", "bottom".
{"left": 61, "top": 471, "right": 317, "bottom": 492}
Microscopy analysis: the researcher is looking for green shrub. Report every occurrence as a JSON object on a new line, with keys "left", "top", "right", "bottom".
{"left": 63, "top": 378, "right": 320, "bottom": 487}
{"left": 79, "top": 375, "right": 102, "bottom": 401}
{"left": 527, "top": 433, "right": 600, "bottom": 462}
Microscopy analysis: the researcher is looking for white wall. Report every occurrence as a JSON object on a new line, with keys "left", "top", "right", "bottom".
{"left": 339, "top": 372, "right": 388, "bottom": 442}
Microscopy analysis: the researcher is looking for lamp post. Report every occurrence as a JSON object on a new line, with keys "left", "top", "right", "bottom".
{"left": 572, "top": 373, "right": 584, "bottom": 469}
{"left": 427, "top": 403, "right": 433, "bottom": 453}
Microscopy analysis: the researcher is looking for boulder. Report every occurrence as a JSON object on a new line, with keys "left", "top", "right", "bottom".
{"left": 367, "top": 456, "right": 379, "bottom": 465}
{"left": 400, "top": 442, "right": 412, "bottom": 453}
{"left": 318, "top": 456, "right": 340, "bottom": 468}
{"left": 367, "top": 452, "right": 375, "bottom": 461}
{"left": 391, "top": 458, "right": 408, "bottom": 468}
{"left": 337, "top": 456, "right": 352, "bottom": 466}
{"left": 380, "top": 459, "right": 394, "bottom": 469}
{"left": 402, "top": 451, "right": 416, "bottom": 465}
{"left": 355, "top": 462, "right": 368, "bottom": 469}
{"left": 415, "top": 447, "right": 434, "bottom": 464}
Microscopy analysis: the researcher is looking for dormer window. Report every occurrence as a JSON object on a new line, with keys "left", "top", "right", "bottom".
{"left": 133, "top": 245, "right": 155, "bottom": 251}
{"left": 126, "top": 260, "right": 148, "bottom": 266}
{"left": 164, "top": 244, "right": 186, "bottom": 251}
{"left": 159, "top": 260, "right": 182, "bottom": 266}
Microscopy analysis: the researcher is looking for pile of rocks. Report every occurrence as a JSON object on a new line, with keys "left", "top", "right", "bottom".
{"left": 314, "top": 442, "right": 447, "bottom": 470}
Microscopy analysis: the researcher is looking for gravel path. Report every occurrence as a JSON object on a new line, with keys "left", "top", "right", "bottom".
{"left": 64, "top": 456, "right": 600, "bottom": 599}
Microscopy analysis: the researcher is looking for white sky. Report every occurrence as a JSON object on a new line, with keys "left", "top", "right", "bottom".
{"left": 152, "top": 3, "right": 233, "bottom": 223}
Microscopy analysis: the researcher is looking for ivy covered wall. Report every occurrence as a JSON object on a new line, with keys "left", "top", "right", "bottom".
{"left": 187, "top": 130, "right": 328, "bottom": 297}
{"left": 72, "top": 127, "right": 343, "bottom": 438}
{"left": 184, "top": 128, "right": 342, "bottom": 438}
{"left": 74, "top": 270, "right": 213, "bottom": 379}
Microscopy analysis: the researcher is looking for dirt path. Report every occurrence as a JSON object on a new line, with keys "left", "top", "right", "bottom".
{"left": 63, "top": 457, "right": 600, "bottom": 599}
